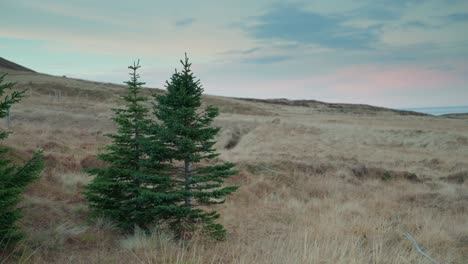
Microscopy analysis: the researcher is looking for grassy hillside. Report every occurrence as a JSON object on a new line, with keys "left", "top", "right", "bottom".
{"left": 442, "top": 113, "right": 468, "bottom": 120}
{"left": 1, "top": 68, "right": 468, "bottom": 263}
{"left": 0, "top": 57, "right": 35, "bottom": 72}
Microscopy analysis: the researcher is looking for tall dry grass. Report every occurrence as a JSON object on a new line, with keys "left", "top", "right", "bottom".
{"left": 1, "top": 72, "right": 467, "bottom": 263}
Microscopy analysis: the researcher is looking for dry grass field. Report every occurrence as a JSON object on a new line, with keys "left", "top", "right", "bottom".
{"left": 1, "top": 67, "right": 468, "bottom": 263}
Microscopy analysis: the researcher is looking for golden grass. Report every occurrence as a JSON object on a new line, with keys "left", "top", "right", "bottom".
{"left": 1, "top": 71, "right": 467, "bottom": 263}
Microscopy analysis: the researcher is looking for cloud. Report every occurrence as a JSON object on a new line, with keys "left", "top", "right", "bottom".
{"left": 401, "top": 21, "right": 432, "bottom": 29}
{"left": 242, "top": 47, "right": 261, "bottom": 54}
{"left": 175, "top": 18, "right": 196, "bottom": 28}
{"left": 246, "top": 6, "right": 380, "bottom": 49}
{"left": 201, "top": 62, "right": 468, "bottom": 108}
{"left": 241, "top": 55, "right": 293, "bottom": 64}
{"left": 2, "top": 0, "right": 467, "bottom": 108}
{"left": 350, "top": 0, "right": 419, "bottom": 21}
{"left": 443, "top": 13, "right": 468, "bottom": 22}
{"left": 426, "top": 65, "right": 455, "bottom": 71}
{"left": 326, "top": 65, "right": 466, "bottom": 95}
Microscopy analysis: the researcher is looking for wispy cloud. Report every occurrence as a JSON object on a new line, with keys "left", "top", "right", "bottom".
{"left": 426, "top": 65, "right": 456, "bottom": 71}
{"left": 326, "top": 64, "right": 466, "bottom": 94}
{"left": 349, "top": 0, "right": 418, "bottom": 21}
{"left": 175, "top": 18, "right": 196, "bottom": 28}
{"left": 241, "top": 55, "right": 293, "bottom": 64}
{"left": 442, "top": 12, "right": 468, "bottom": 22}
{"left": 241, "top": 47, "right": 261, "bottom": 54}
{"left": 401, "top": 21, "right": 432, "bottom": 29}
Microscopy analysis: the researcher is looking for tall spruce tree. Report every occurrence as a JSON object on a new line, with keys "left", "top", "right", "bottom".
{"left": 0, "top": 74, "right": 44, "bottom": 248}
{"left": 84, "top": 62, "right": 177, "bottom": 231}
{"left": 153, "top": 54, "right": 238, "bottom": 239}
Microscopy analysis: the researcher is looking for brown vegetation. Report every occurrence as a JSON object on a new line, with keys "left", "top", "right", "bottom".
{"left": 1, "top": 69, "right": 467, "bottom": 263}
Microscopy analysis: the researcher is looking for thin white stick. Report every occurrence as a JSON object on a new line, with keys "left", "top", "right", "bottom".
{"left": 404, "top": 232, "right": 439, "bottom": 264}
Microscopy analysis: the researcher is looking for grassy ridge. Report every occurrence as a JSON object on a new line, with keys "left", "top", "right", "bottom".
{"left": 1, "top": 68, "right": 467, "bottom": 263}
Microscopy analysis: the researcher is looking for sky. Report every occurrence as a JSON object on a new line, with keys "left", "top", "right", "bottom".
{"left": 1, "top": 0, "right": 467, "bottom": 108}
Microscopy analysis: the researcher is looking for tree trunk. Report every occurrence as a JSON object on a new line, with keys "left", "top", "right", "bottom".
{"left": 6, "top": 108, "right": 10, "bottom": 128}
{"left": 184, "top": 159, "right": 191, "bottom": 207}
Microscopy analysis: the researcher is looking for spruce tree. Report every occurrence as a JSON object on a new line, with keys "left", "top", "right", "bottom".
{"left": 0, "top": 74, "right": 44, "bottom": 248}
{"left": 153, "top": 54, "right": 238, "bottom": 240}
{"left": 84, "top": 62, "right": 178, "bottom": 231}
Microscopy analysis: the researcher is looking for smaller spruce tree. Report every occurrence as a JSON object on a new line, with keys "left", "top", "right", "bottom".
{"left": 153, "top": 54, "right": 238, "bottom": 240}
{"left": 84, "top": 62, "right": 178, "bottom": 231}
{"left": 0, "top": 74, "right": 44, "bottom": 249}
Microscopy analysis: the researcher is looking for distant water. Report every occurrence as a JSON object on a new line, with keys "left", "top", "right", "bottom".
{"left": 401, "top": 106, "right": 468, "bottom": 116}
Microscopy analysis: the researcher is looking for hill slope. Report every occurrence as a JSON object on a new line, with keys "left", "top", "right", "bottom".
{"left": 1, "top": 65, "right": 468, "bottom": 263}
{"left": 442, "top": 113, "right": 468, "bottom": 119}
{"left": 0, "top": 57, "right": 35, "bottom": 72}
{"left": 0, "top": 62, "right": 428, "bottom": 117}
{"left": 237, "top": 97, "right": 429, "bottom": 116}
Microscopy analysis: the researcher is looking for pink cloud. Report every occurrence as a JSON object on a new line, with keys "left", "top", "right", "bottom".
{"left": 217, "top": 64, "right": 465, "bottom": 97}
{"left": 327, "top": 65, "right": 466, "bottom": 95}
{"left": 198, "top": 63, "right": 468, "bottom": 108}
{"left": 206, "top": 64, "right": 466, "bottom": 96}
